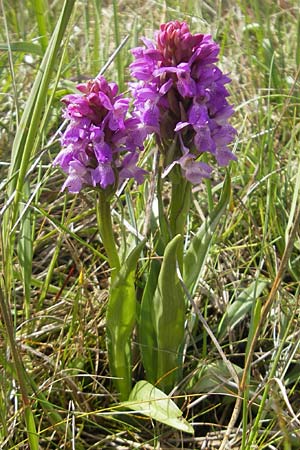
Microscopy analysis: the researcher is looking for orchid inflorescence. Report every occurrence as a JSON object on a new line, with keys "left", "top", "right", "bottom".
{"left": 54, "top": 20, "right": 236, "bottom": 192}
{"left": 130, "top": 20, "right": 237, "bottom": 183}
{"left": 53, "top": 76, "right": 146, "bottom": 193}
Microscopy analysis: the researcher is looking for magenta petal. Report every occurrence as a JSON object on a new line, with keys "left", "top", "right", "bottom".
{"left": 194, "top": 126, "right": 216, "bottom": 153}
{"left": 92, "top": 165, "right": 115, "bottom": 188}
{"left": 61, "top": 160, "right": 91, "bottom": 193}
{"left": 174, "top": 122, "right": 190, "bottom": 132}
{"left": 119, "top": 153, "right": 147, "bottom": 184}
{"left": 94, "top": 142, "right": 112, "bottom": 163}
{"left": 188, "top": 103, "right": 208, "bottom": 125}
{"left": 159, "top": 79, "right": 173, "bottom": 95}
{"left": 216, "top": 148, "right": 237, "bottom": 166}
{"left": 142, "top": 103, "right": 160, "bottom": 131}
{"left": 98, "top": 92, "right": 113, "bottom": 110}
{"left": 53, "top": 146, "right": 74, "bottom": 170}
{"left": 178, "top": 153, "right": 212, "bottom": 183}
{"left": 61, "top": 174, "right": 83, "bottom": 193}
{"left": 184, "top": 162, "right": 212, "bottom": 184}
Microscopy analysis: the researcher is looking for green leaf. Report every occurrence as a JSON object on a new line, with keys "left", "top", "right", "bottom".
{"left": 106, "top": 239, "right": 146, "bottom": 400}
{"left": 153, "top": 234, "right": 185, "bottom": 392}
{"left": 139, "top": 258, "right": 161, "bottom": 384}
{"left": 183, "top": 175, "right": 231, "bottom": 296}
{"left": 122, "top": 380, "right": 194, "bottom": 434}
{"left": 188, "top": 360, "right": 243, "bottom": 396}
{"left": 218, "top": 280, "right": 268, "bottom": 340}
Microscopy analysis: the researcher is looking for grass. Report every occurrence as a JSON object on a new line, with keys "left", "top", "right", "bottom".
{"left": 1, "top": 0, "right": 300, "bottom": 448}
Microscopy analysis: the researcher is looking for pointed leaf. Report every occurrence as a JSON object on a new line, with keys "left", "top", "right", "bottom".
{"left": 122, "top": 380, "right": 194, "bottom": 434}
{"left": 153, "top": 234, "right": 185, "bottom": 391}
{"left": 188, "top": 360, "right": 243, "bottom": 396}
{"left": 139, "top": 258, "right": 161, "bottom": 384}
{"left": 218, "top": 280, "right": 268, "bottom": 339}
{"left": 106, "top": 239, "right": 146, "bottom": 400}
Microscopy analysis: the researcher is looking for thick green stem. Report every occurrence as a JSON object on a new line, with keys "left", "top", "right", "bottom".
{"left": 96, "top": 191, "right": 120, "bottom": 280}
{"left": 204, "top": 177, "right": 214, "bottom": 214}
{"left": 202, "top": 154, "right": 214, "bottom": 213}
{"left": 169, "top": 179, "right": 191, "bottom": 269}
{"left": 169, "top": 180, "right": 191, "bottom": 236}
{"left": 97, "top": 191, "right": 135, "bottom": 400}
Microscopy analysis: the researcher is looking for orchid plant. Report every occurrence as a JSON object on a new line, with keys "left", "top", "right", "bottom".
{"left": 53, "top": 21, "right": 236, "bottom": 401}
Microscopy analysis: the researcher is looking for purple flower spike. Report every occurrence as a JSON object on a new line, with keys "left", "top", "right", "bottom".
{"left": 54, "top": 75, "right": 146, "bottom": 193}
{"left": 130, "top": 20, "right": 237, "bottom": 183}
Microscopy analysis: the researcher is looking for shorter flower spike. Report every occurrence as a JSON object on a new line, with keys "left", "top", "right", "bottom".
{"left": 130, "top": 20, "right": 237, "bottom": 183}
{"left": 54, "top": 75, "right": 147, "bottom": 193}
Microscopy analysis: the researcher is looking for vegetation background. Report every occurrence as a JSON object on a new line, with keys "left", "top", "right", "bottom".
{"left": 0, "top": 0, "right": 300, "bottom": 448}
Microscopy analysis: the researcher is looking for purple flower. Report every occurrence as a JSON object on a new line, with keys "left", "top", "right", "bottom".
{"left": 54, "top": 75, "right": 146, "bottom": 193}
{"left": 130, "top": 21, "right": 237, "bottom": 183}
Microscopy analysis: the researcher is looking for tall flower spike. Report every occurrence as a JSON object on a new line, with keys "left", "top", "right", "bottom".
{"left": 130, "top": 20, "right": 237, "bottom": 183}
{"left": 54, "top": 75, "right": 147, "bottom": 193}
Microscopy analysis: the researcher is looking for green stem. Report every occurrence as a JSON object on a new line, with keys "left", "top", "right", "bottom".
{"left": 203, "top": 155, "right": 214, "bottom": 213}
{"left": 169, "top": 179, "right": 191, "bottom": 268}
{"left": 169, "top": 179, "right": 191, "bottom": 236}
{"left": 204, "top": 177, "right": 214, "bottom": 214}
{"left": 157, "top": 169, "right": 171, "bottom": 250}
{"left": 96, "top": 191, "right": 120, "bottom": 280}
{"left": 97, "top": 191, "right": 133, "bottom": 400}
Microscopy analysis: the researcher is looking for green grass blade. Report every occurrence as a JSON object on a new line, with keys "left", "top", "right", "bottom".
{"left": 24, "top": 406, "right": 39, "bottom": 450}
{"left": 34, "top": 205, "right": 106, "bottom": 260}
{"left": 5, "top": 0, "right": 75, "bottom": 229}
{"left": 0, "top": 288, "right": 39, "bottom": 450}
{"left": 245, "top": 307, "right": 297, "bottom": 449}
{"left": 1, "top": 0, "right": 20, "bottom": 124}
{"left": 32, "top": 0, "right": 49, "bottom": 53}
{"left": 112, "top": 0, "right": 123, "bottom": 91}
{"left": 297, "top": 10, "right": 300, "bottom": 68}
{"left": 92, "top": 0, "right": 102, "bottom": 74}
{"left": 0, "top": 41, "right": 43, "bottom": 55}
{"left": 18, "top": 182, "right": 33, "bottom": 320}
{"left": 189, "top": 360, "right": 243, "bottom": 396}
